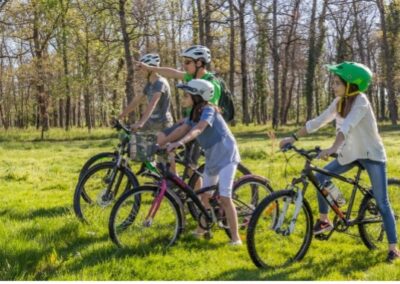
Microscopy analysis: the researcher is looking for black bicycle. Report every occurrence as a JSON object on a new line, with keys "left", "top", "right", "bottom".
{"left": 108, "top": 146, "right": 273, "bottom": 252}
{"left": 247, "top": 144, "right": 400, "bottom": 268}
{"left": 74, "top": 120, "right": 255, "bottom": 225}
{"left": 77, "top": 121, "right": 253, "bottom": 184}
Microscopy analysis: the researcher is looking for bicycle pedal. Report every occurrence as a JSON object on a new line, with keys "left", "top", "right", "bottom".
{"left": 204, "top": 231, "right": 213, "bottom": 240}
{"left": 217, "top": 221, "right": 230, "bottom": 229}
{"left": 314, "top": 233, "right": 329, "bottom": 241}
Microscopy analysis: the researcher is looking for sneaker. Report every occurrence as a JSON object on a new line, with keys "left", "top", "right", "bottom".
{"left": 191, "top": 230, "right": 213, "bottom": 240}
{"left": 313, "top": 220, "right": 333, "bottom": 235}
{"left": 228, "top": 240, "right": 243, "bottom": 246}
{"left": 387, "top": 250, "right": 400, "bottom": 263}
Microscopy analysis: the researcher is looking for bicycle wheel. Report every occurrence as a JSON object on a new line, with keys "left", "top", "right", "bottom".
{"left": 247, "top": 190, "right": 313, "bottom": 269}
{"left": 224, "top": 175, "right": 274, "bottom": 238}
{"left": 78, "top": 152, "right": 116, "bottom": 181}
{"left": 109, "top": 185, "right": 184, "bottom": 252}
{"left": 73, "top": 161, "right": 139, "bottom": 226}
{"left": 186, "top": 162, "right": 253, "bottom": 220}
{"left": 358, "top": 178, "right": 400, "bottom": 250}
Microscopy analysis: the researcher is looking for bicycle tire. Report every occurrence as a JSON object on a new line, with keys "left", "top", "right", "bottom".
{"left": 78, "top": 152, "right": 116, "bottom": 181}
{"left": 223, "top": 175, "right": 274, "bottom": 239}
{"left": 247, "top": 190, "right": 313, "bottom": 269}
{"left": 73, "top": 161, "right": 139, "bottom": 224}
{"left": 358, "top": 178, "right": 400, "bottom": 250}
{"left": 108, "top": 185, "right": 184, "bottom": 251}
{"left": 186, "top": 162, "right": 253, "bottom": 220}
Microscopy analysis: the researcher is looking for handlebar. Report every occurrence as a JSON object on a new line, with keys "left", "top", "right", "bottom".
{"left": 111, "top": 119, "right": 131, "bottom": 134}
{"left": 281, "top": 143, "right": 338, "bottom": 160}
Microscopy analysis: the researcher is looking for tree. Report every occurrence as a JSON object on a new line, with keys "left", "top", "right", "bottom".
{"left": 304, "top": 0, "right": 328, "bottom": 121}
{"left": 376, "top": 0, "right": 399, "bottom": 125}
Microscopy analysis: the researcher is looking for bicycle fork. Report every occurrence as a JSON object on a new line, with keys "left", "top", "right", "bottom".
{"left": 274, "top": 190, "right": 303, "bottom": 236}
{"left": 143, "top": 179, "right": 168, "bottom": 227}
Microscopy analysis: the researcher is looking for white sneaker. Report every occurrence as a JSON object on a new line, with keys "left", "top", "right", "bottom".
{"left": 228, "top": 240, "right": 243, "bottom": 246}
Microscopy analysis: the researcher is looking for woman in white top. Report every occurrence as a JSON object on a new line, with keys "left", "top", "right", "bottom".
{"left": 280, "top": 61, "right": 399, "bottom": 262}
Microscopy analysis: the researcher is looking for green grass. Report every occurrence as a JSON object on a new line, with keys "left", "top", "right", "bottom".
{"left": 1, "top": 123, "right": 400, "bottom": 280}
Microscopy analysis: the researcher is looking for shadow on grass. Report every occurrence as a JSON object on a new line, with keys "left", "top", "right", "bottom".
{"left": 1, "top": 206, "right": 72, "bottom": 221}
{"left": 0, "top": 219, "right": 107, "bottom": 280}
{"left": 213, "top": 246, "right": 383, "bottom": 280}
{"left": 64, "top": 230, "right": 223, "bottom": 276}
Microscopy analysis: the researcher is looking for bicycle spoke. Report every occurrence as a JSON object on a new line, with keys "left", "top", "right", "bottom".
{"left": 110, "top": 187, "right": 182, "bottom": 253}
{"left": 247, "top": 191, "right": 312, "bottom": 268}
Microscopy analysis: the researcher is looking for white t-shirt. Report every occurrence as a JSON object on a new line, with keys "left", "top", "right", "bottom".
{"left": 305, "top": 94, "right": 386, "bottom": 165}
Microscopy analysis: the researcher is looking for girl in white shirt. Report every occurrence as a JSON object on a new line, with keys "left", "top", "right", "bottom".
{"left": 280, "top": 61, "right": 399, "bottom": 262}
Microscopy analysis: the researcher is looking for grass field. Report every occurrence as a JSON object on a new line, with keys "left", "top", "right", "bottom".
{"left": 0, "top": 123, "right": 400, "bottom": 280}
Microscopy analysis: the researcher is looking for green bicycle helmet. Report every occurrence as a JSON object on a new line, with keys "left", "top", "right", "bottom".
{"left": 326, "top": 61, "right": 373, "bottom": 92}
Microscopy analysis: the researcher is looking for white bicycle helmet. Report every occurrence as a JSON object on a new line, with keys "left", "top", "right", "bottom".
{"left": 180, "top": 45, "right": 211, "bottom": 64}
{"left": 139, "top": 53, "right": 160, "bottom": 66}
{"left": 177, "top": 79, "right": 214, "bottom": 101}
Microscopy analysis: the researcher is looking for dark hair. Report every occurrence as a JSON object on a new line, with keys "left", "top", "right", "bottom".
{"left": 336, "top": 76, "right": 360, "bottom": 118}
{"left": 189, "top": 95, "right": 220, "bottom": 122}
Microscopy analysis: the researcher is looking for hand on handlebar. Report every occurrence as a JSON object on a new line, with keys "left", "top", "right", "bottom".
{"left": 130, "top": 122, "right": 143, "bottom": 132}
{"left": 317, "top": 147, "right": 338, "bottom": 161}
{"left": 110, "top": 117, "right": 119, "bottom": 127}
{"left": 279, "top": 137, "right": 296, "bottom": 150}
{"left": 166, "top": 141, "right": 185, "bottom": 153}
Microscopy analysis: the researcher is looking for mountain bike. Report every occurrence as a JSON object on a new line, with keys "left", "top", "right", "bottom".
{"left": 73, "top": 120, "right": 254, "bottom": 224}
{"left": 246, "top": 144, "right": 400, "bottom": 268}
{"left": 108, "top": 146, "right": 273, "bottom": 252}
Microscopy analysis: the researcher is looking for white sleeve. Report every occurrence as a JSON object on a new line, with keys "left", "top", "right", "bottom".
{"left": 305, "top": 98, "right": 339, "bottom": 133}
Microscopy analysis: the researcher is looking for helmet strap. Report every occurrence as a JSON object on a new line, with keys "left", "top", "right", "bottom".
{"left": 193, "top": 60, "right": 206, "bottom": 78}
{"left": 338, "top": 83, "right": 360, "bottom": 113}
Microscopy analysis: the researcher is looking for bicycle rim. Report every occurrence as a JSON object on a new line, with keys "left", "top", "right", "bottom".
{"left": 229, "top": 177, "right": 273, "bottom": 239}
{"left": 75, "top": 162, "right": 133, "bottom": 229}
{"left": 247, "top": 190, "right": 313, "bottom": 268}
{"left": 358, "top": 179, "right": 400, "bottom": 250}
{"left": 109, "top": 186, "right": 182, "bottom": 253}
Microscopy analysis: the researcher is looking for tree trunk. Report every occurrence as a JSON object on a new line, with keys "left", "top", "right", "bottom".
{"left": 304, "top": 0, "right": 328, "bottom": 121}
{"left": 33, "top": 9, "right": 49, "bottom": 139}
{"left": 280, "top": 0, "right": 300, "bottom": 125}
{"left": 272, "top": 0, "right": 279, "bottom": 129}
{"left": 119, "top": 0, "right": 136, "bottom": 123}
{"left": 205, "top": 0, "right": 212, "bottom": 49}
{"left": 228, "top": 0, "right": 235, "bottom": 99}
{"left": 60, "top": 0, "right": 71, "bottom": 130}
{"left": 83, "top": 24, "right": 92, "bottom": 132}
{"left": 195, "top": 0, "right": 205, "bottom": 45}
{"left": 59, "top": 98, "right": 64, "bottom": 127}
{"left": 379, "top": 82, "right": 386, "bottom": 120}
{"left": 251, "top": 0, "right": 268, "bottom": 125}
{"left": 377, "top": 0, "right": 398, "bottom": 125}
{"left": 235, "top": 0, "right": 250, "bottom": 124}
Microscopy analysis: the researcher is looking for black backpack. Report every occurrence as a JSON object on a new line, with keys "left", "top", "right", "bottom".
{"left": 205, "top": 74, "right": 235, "bottom": 123}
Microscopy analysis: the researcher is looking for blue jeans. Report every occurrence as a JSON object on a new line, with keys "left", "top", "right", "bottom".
{"left": 315, "top": 159, "right": 398, "bottom": 244}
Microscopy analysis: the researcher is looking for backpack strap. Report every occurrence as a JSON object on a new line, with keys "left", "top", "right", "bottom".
{"left": 202, "top": 72, "right": 216, "bottom": 81}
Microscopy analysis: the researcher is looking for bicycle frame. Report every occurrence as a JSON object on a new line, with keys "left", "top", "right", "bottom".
{"left": 144, "top": 161, "right": 217, "bottom": 226}
{"left": 289, "top": 153, "right": 373, "bottom": 236}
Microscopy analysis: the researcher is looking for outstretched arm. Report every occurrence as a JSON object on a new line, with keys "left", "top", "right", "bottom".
{"left": 135, "top": 60, "right": 185, "bottom": 80}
